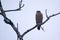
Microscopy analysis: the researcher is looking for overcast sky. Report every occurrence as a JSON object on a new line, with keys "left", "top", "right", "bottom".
{"left": 0, "top": 0, "right": 60, "bottom": 40}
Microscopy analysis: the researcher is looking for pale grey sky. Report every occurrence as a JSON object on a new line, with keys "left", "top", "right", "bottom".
{"left": 0, "top": 0, "right": 60, "bottom": 40}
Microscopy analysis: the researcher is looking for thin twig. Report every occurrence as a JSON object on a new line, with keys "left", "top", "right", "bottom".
{"left": 49, "top": 13, "right": 60, "bottom": 18}
{"left": 4, "top": 0, "right": 24, "bottom": 12}
{"left": 45, "top": 9, "right": 49, "bottom": 18}
{"left": 40, "top": 26, "right": 45, "bottom": 32}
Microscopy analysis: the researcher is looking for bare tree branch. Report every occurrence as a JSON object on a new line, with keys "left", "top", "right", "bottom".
{"left": 0, "top": 0, "right": 23, "bottom": 40}
{"left": 4, "top": 0, "right": 24, "bottom": 12}
{"left": 49, "top": 13, "right": 60, "bottom": 18}
{"left": 17, "top": 23, "right": 19, "bottom": 40}
{"left": 0, "top": 0, "right": 60, "bottom": 40}
{"left": 21, "top": 25, "right": 37, "bottom": 37}
{"left": 19, "top": 0, "right": 24, "bottom": 8}
{"left": 21, "top": 12, "right": 60, "bottom": 37}
{"left": 45, "top": 9, "right": 49, "bottom": 18}
{"left": 3, "top": 14, "right": 22, "bottom": 40}
{"left": 1, "top": 9, "right": 22, "bottom": 40}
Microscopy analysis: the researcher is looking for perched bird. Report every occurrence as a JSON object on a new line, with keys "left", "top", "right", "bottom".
{"left": 36, "top": 11, "right": 43, "bottom": 30}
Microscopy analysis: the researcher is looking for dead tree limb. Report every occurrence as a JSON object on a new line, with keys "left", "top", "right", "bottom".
{"left": 17, "top": 23, "right": 19, "bottom": 40}
{"left": 21, "top": 10, "right": 60, "bottom": 37}
{"left": 0, "top": 0, "right": 23, "bottom": 40}
{"left": 0, "top": 0, "right": 60, "bottom": 40}
{"left": 4, "top": 0, "right": 24, "bottom": 12}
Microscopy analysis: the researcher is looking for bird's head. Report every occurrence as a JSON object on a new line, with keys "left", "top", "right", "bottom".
{"left": 36, "top": 11, "right": 41, "bottom": 13}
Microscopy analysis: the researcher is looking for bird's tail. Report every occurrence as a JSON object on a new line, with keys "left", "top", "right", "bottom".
{"left": 37, "top": 25, "right": 41, "bottom": 30}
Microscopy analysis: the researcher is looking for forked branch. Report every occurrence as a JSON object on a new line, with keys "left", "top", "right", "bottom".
{"left": 0, "top": 0, "right": 23, "bottom": 40}
{"left": 0, "top": 0, "right": 60, "bottom": 40}
{"left": 4, "top": 0, "right": 24, "bottom": 12}
{"left": 21, "top": 9, "right": 60, "bottom": 37}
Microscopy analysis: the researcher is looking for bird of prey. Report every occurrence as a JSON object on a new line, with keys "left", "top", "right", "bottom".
{"left": 35, "top": 11, "right": 43, "bottom": 30}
